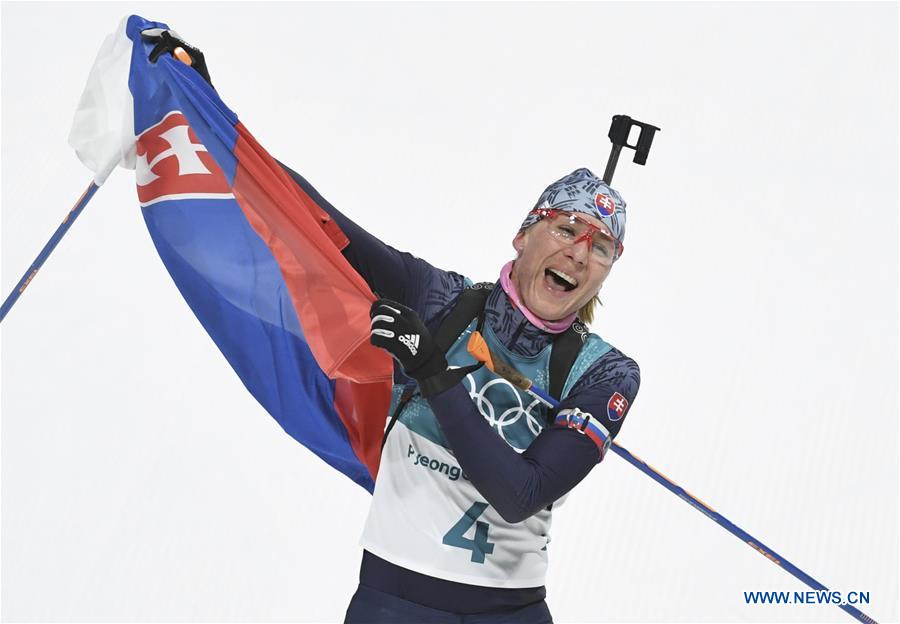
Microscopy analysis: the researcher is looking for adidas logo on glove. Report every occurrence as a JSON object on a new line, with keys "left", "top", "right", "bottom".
{"left": 399, "top": 333, "right": 419, "bottom": 355}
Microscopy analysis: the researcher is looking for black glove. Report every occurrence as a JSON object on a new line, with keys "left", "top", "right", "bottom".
{"left": 369, "top": 299, "right": 485, "bottom": 398}
{"left": 370, "top": 299, "right": 447, "bottom": 380}
{"left": 140, "top": 28, "right": 213, "bottom": 86}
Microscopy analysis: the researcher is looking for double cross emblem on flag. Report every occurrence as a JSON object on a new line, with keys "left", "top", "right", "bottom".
{"left": 135, "top": 111, "right": 230, "bottom": 206}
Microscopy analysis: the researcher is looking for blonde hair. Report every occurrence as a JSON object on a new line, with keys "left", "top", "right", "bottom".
{"left": 578, "top": 295, "right": 602, "bottom": 325}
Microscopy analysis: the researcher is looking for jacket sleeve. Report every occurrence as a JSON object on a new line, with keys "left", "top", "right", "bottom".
{"left": 278, "top": 161, "right": 434, "bottom": 310}
{"left": 427, "top": 350, "right": 640, "bottom": 523}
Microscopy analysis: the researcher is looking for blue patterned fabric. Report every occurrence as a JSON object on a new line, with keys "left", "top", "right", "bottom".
{"left": 519, "top": 168, "right": 627, "bottom": 246}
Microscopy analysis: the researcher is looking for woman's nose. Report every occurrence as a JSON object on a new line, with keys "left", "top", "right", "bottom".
{"left": 565, "top": 234, "right": 591, "bottom": 264}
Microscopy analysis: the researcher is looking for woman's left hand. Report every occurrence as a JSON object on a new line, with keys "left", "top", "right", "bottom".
{"left": 369, "top": 299, "right": 447, "bottom": 380}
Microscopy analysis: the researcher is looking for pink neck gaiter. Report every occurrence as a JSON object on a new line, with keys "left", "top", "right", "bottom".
{"left": 499, "top": 260, "right": 577, "bottom": 334}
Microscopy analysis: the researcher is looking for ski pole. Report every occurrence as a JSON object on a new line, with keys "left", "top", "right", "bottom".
{"left": 466, "top": 330, "right": 878, "bottom": 624}
{"left": 0, "top": 47, "right": 199, "bottom": 324}
{"left": 1, "top": 182, "right": 100, "bottom": 323}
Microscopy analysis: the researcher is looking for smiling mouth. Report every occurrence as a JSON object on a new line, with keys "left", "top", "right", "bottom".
{"left": 545, "top": 268, "right": 578, "bottom": 292}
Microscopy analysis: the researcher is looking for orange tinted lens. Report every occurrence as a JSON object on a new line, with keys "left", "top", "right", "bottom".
{"left": 547, "top": 213, "right": 616, "bottom": 262}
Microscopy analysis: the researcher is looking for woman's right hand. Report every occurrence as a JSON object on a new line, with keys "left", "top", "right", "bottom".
{"left": 140, "top": 28, "right": 213, "bottom": 86}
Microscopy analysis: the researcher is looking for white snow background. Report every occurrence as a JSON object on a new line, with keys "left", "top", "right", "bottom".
{"left": 1, "top": 2, "right": 897, "bottom": 623}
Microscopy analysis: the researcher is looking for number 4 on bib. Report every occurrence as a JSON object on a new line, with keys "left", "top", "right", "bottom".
{"left": 442, "top": 502, "right": 496, "bottom": 563}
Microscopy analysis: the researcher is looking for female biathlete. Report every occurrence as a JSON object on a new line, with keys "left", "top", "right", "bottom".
{"left": 146, "top": 30, "right": 640, "bottom": 624}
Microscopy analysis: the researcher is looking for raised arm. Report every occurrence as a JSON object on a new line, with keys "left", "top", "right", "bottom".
{"left": 279, "top": 162, "right": 432, "bottom": 309}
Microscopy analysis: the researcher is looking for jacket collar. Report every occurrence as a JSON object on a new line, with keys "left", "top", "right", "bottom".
{"left": 484, "top": 282, "right": 556, "bottom": 358}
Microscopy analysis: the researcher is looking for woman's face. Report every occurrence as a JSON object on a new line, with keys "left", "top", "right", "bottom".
{"left": 510, "top": 213, "right": 613, "bottom": 321}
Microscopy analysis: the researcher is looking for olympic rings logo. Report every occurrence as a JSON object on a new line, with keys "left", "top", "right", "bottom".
{"left": 462, "top": 372, "right": 545, "bottom": 451}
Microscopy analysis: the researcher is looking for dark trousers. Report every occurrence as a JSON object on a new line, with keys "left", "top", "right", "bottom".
{"left": 344, "top": 584, "right": 554, "bottom": 624}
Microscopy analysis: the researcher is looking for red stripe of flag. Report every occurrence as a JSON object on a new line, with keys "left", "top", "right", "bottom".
{"left": 229, "top": 122, "right": 393, "bottom": 480}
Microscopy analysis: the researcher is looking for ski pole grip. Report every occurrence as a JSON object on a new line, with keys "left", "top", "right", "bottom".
{"left": 173, "top": 47, "right": 193, "bottom": 66}
{"left": 467, "top": 331, "right": 532, "bottom": 391}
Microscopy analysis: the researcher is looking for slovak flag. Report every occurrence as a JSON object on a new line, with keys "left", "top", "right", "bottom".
{"left": 607, "top": 391, "right": 628, "bottom": 422}
{"left": 595, "top": 193, "right": 616, "bottom": 216}
{"left": 67, "top": 15, "right": 393, "bottom": 492}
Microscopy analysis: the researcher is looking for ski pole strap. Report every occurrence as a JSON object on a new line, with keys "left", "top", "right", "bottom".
{"left": 419, "top": 362, "right": 483, "bottom": 399}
